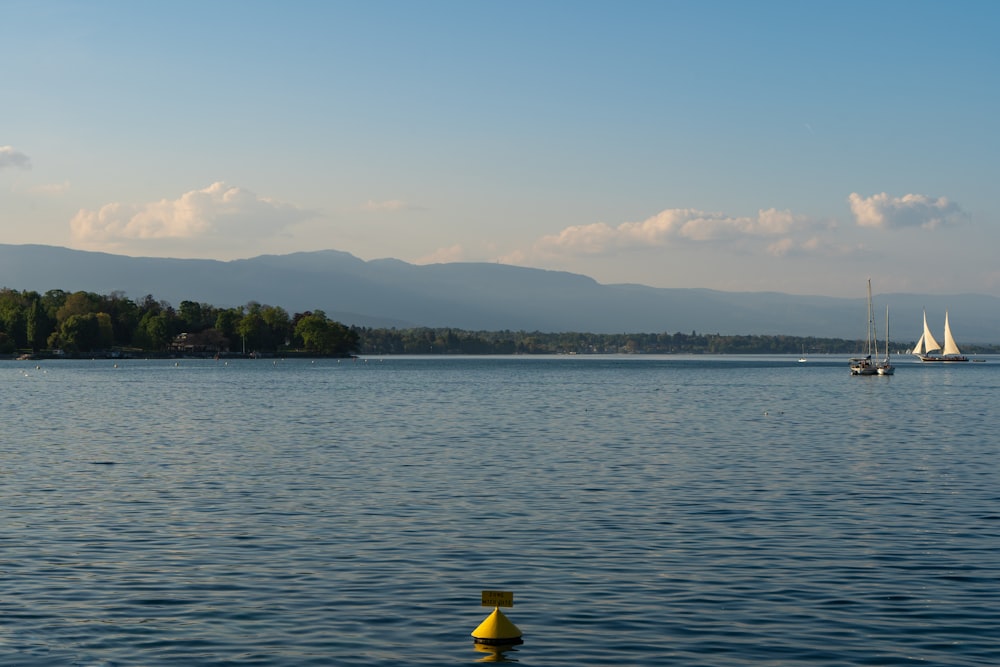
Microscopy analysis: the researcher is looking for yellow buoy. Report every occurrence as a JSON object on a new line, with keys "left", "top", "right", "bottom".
{"left": 471, "top": 606, "right": 523, "bottom": 645}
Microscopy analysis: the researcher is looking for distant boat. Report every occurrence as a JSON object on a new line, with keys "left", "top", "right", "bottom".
{"left": 798, "top": 345, "right": 807, "bottom": 363}
{"left": 912, "top": 310, "right": 968, "bottom": 362}
{"left": 877, "top": 305, "right": 894, "bottom": 375}
{"left": 850, "top": 279, "right": 878, "bottom": 375}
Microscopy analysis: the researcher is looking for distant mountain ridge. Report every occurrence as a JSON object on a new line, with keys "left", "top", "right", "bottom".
{"left": 1, "top": 243, "right": 998, "bottom": 343}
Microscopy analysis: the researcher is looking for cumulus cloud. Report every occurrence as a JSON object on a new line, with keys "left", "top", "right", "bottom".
{"left": 530, "top": 207, "right": 806, "bottom": 257}
{"left": 70, "top": 182, "right": 313, "bottom": 245}
{"left": 848, "top": 192, "right": 967, "bottom": 230}
{"left": 766, "top": 238, "right": 796, "bottom": 257}
{"left": 0, "top": 146, "right": 32, "bottom": 170}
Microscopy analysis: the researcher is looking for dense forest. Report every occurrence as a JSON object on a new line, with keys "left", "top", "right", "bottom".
{"left": 0, "top": 288, "right": 357, "bottom": 358}
{"left": 2, "top": 287, "right": 996, "bottom": 358}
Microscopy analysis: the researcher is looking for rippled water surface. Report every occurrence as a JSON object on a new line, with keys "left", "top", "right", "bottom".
{"left": 2, "top": 356, "right": 998, "bottom": 665}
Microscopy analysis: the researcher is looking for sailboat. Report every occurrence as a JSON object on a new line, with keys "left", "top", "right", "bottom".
{"left": 912, "top": 310, "right": 968, "bottom": 362}
{"left": 850, "top": 279, "right": 878, "bottom": 375}
{"left": 877, "top": 305, "right": 894, "bottom": 375}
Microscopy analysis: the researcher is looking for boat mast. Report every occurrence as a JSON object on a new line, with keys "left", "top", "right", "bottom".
{"left": 885, "top": 305, "right": 891, "bottom": 361}
{"left": 866, "top": 279, "right": 875, "bottom": 358}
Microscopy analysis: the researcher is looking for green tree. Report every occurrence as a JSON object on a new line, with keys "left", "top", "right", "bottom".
{"left": 59, "top": 313, "right": 103, "bottom": 353}
{"left": 26, "top": 299, "right": 44, "bottom": 352}
{"left": 40, "top": 289, "right": 68, "bottom": 322}
{"left": 294, "top": 311, "right": 358, "bottom": 356}
{"left": 135, "top": 311, "right": 173, "bottom": 350}
{"left": 178, "top": 300, "right": 219, "bottom": 333}
{"left": 102, "top": 292, "right": 140, "bottom": 347}
{"left": 261, "top": 305, "right": 291, "bottom": 350}
{"left": 215, "top": 308, "right": 244, "bottom": 346}
{"left": 0, "top": 288, "right": 27, "bottom": 348}
{"left": 237, "top": 311, "right": 265, "bottom": 354}
{"left": 95, "top": 312, "right": 114, "bottom": 349}
{"left": 56, "top": 291, "right": 102, "bottom": 323}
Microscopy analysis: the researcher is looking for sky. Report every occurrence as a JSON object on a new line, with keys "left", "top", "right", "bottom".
{"left": 3, "top": 0, "right": 999, "bottom": 298}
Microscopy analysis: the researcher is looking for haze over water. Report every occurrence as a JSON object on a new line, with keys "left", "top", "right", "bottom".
{"left": 3, "top": 356, "right": 998, "bottom": 666}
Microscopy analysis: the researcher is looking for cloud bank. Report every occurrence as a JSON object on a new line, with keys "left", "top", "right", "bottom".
{"left": 527, "top": 207, "right": 805, "bottom": 257}
{"left": 848, "top": 192, "right": 967, "bottom": 229}
{"left": 0, "top": 146, "right": 32, "bottom": 170}
{"left": 70, "top": 182, "right": 313, "bottom": 248}
{"left": 506, "top": 192, "right": 963, "bottom": 269}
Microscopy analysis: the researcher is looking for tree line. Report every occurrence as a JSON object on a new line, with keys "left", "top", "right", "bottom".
{"left": 354, "top": 328, "right": 919, "bottom": 356}
{"left": 0, "top": 288, "right": 357, "bottom": 357}
{"left": 357, "top": 329, "right": 998, "bottom": 355}
{"left": 4, "top": 287, "right": 996, "bottom": 359}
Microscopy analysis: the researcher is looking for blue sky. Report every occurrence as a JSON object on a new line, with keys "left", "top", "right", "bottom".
{"left": 3, "top": 1, "right": 998, "bottom": 297}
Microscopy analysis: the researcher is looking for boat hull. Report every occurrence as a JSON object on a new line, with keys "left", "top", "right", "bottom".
{"left": 917, "top": 355, "right": 968, "bottom": 362}
{"left": 850, "top": 358, "right": 877, "bottom": 375}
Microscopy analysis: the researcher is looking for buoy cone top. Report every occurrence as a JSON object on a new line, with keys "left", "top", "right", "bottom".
{"left": 472, "top": 607, "right": 523, "bottom": 645}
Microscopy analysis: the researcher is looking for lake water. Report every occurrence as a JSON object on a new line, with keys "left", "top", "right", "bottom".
{"left": 2, "top": 355, "right": 998, "bottom": 666}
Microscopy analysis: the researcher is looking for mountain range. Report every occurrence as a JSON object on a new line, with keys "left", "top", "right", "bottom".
{"left": 1, "top": 243, "right": 997, "bottom": 343}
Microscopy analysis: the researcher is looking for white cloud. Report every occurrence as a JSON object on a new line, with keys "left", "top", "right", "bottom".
{"left": 415, "top": 244, "right": 467, "bottom": 264}
{"left": 0, "top": 146, "right": 32, "bottom": 170}
{"left": 527, "top": 207, "right": 806, "bottom": 258}
{"left": 848, "top": 192, "right": 967, "bottom": 230}
{"left": 70, "top": 182, "right": 313, "bottom": 246}
{"left": 766, "top": 238, "right": 796, "bottom": 257}
{"left": 764, "top": 235, "right": 853, "bottom": 258}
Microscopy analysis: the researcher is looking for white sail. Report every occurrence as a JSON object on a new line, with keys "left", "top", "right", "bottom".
{"left": 919, "top": 309, "right": 941, "bottom": 354}
{"left": 942, "top": 311, "right": 962, "bottom": 356}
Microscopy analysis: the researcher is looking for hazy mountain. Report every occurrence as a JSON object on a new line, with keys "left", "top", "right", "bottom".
{"left": 1, "top": 244, "right": 998, "bottom": 342}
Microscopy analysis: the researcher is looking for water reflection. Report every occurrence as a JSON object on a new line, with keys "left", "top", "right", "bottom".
{"left": 473, "top": 642, "right": 520, "bottom": 662}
